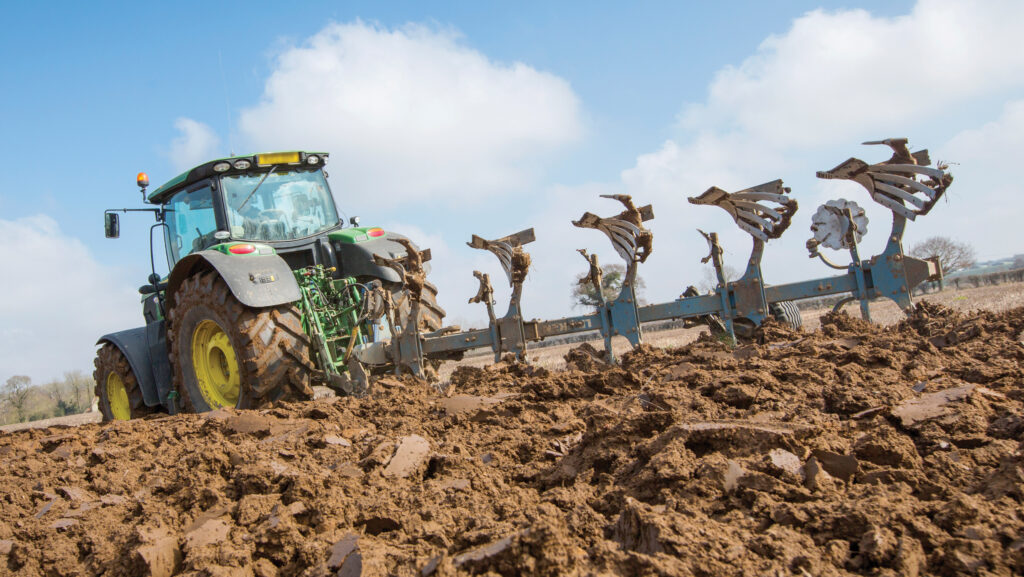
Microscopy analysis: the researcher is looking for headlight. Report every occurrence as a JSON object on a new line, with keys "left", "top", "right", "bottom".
{"left": 233, "top": 159, "right": 251, "bottom": 170}
{"left": 213, "top": 162, "right": 230, "bottom": 172}
{"left": 306, "top": 155, "right": 320, "bottom": 165}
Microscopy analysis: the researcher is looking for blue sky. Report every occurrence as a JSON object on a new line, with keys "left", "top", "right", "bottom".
{"left": 0, "top": 0, "right": 912, "bottom": 224}
{"left": 2, "top": 0, "right": 1021, "bottom": 383}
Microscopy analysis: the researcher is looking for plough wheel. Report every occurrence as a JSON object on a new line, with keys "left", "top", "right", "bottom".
{"left": 93, "top": 343, "right": 153, "bottom": 422}
{"left": 168, "top": 271, "right": 313, "bottom": 413}
{"left": 769, "top": 300, "right": 803, "bottom": 331}
{"left": 707, "top": 300, "right": 803, "bottom": 342}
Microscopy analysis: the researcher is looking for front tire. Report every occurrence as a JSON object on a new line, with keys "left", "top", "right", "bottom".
{"left": 93, "top": 344, "right": 153, "bottom": 422}
{"left": 167, "top": 271, "right": 313, "bottom": 413}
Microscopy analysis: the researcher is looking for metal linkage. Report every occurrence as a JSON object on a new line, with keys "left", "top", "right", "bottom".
{"left": 369, "top": 239, "right": 433, "bottom": 379}
{"left": 696, "top": 230, "right": 736, "bottom": 339}
{"left": 685, "top": 180, "right": 796, "bottom": 340}
{"left": 295, "top": 267, "right": 370, "bottom": 395}
{"left": 466, "top": 229, "right": 536, "bottom": 361}
{"left": 570, "top": 195, "right": 654, "bottom": 361}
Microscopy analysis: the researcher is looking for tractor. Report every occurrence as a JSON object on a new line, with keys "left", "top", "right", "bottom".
{"left": 95, "top": 151, "right": 444, "bottom": 421}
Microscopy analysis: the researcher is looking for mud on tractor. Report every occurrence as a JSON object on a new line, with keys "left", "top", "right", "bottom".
{"left": 96, "top": 140, "right": 949, "bottom": 422}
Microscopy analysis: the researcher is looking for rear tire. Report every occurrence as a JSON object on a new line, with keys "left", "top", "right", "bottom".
{"left": 168, "top": 271, "right": 314, "bottom": 413}
{"left": 391, "top": 280, "right": 446, "bottom": 332}
{"left": 93, "top": 343, "right": 153, "bottom": 422}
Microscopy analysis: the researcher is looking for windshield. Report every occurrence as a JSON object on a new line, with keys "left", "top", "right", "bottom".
{"left": 221, "top": 168, "right": 340, "bottom": 241}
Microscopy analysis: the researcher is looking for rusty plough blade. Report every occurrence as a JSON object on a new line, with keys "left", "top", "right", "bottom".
{"left": 816, "top": 138, "right": 951, "bottom": 220}
{"left": 689, "top": 179, "right": 797, "bottom": 242}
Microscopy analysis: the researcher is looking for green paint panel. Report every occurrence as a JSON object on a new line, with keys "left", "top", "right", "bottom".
{"left": 328, "top": 227, "right": 384, "bottom": 244}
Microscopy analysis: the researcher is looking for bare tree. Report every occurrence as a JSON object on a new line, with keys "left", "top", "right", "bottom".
{"left": 46, "top": 379, "right": 68, "bottom": 415}
{"left": 63, "top": 371, "right": 93, "bottom": 414}
{"left": 3, "top": 375, "right": 33, "bottom": 423}
{"left": 572, "top": 264, "right": 646, "bottom": 309}
{"left": 46, "top": 372, "right": 92, "bottom": 416}
{"left": 698, "top": 264, "right": 740, "bottom": 293}
{"left": 910, "top": 237, "right": 976, "bottom": 288}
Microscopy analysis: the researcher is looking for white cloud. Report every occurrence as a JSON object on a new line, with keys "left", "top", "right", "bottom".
{"left": 681, "top": 0, "right": 1024, "bottom": 148}
{"left": 238, "top": 21, "right": 583, "bottom": 209}
{"left": 168, "top": 118, "right": 221, "bottom": 172}
{"left": 0, "top": 216, "right": 139, "bottom": 384}
{"left": 922, "top": 99, "right": 1024, "bottom": 259}
{"left": 624, "top": 0, "right": 1024, "bottom": 196}
{"left": 618, "top": 0, "right": 1024, "bottom": 302}
{"left": 940, "top": 100, "right": 1024, "bottom": 166}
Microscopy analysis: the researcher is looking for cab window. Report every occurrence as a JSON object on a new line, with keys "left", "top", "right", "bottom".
{"left": 164, "top": 183, "right": 218, "bottom": 266}
{"left": 221, "top": 168, "right": 339, "bottom": 241}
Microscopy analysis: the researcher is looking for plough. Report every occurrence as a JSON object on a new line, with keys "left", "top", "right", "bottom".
{"left": 340, "top": 140, "right": 949, "bottom": 390}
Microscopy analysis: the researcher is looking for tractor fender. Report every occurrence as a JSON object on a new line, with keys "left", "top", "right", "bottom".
{"left": 167, "top": 250, "right": 301, "bottom": 310}
{"left": 334, "top": 233, "right": 432, "bottom": 282}
{"left": 96, "top": 327, "right": 162, "bottom": 408}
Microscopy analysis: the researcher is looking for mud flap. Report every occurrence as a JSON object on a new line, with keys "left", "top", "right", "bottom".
{"left": 96, "top": 327, "right": 162, "bottom": 408}
{"left": 167, "top": 250, "right": 301, "bottom": 309}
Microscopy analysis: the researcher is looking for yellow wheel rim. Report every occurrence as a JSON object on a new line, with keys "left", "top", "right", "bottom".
{"left": 106, "top": 372, "right": 131, "bottom": 421}
{"left": 191, "top": 319, "right": 240, "bottom": 408}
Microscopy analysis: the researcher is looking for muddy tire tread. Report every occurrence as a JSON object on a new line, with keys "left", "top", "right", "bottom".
{"left": 92, "top": 343, "right": 153, "bottom": 422}
{"left": 167, "top": 271, "right": 314, "bottom": 412}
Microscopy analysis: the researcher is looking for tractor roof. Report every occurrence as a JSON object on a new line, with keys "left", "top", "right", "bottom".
{"left": 148, "top": 151, "right": 329, "bottom": 203}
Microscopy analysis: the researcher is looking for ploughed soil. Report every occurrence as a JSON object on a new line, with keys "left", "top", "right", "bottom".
{"left": 2, "top": 303, "right": 1023, "bottom": 576}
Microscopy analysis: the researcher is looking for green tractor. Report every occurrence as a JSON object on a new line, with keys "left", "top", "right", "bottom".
{"left": 95, "top": 151, "right": 445, "bottom": 421}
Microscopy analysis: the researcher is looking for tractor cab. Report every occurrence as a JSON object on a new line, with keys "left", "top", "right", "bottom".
{"left": 147, "top": 152, "right": 342, "bottom": 269}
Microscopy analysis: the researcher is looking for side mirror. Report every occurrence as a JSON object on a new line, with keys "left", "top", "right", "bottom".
{"left": 349, "top": 216, "right": 360, "bottom": 226}
{"left": 104, "top": 213, "right": 120, "bottom": 238}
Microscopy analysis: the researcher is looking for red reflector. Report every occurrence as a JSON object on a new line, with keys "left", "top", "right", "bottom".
{"left": 368, "top": 228, "right": 385, "bottom": 238}
{"left": 228, "top": 244, "right": 257, "bottom": 254}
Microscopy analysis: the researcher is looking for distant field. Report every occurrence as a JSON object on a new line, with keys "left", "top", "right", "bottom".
{"left": 0, "top": 409, "right": 101, "bottom": 433}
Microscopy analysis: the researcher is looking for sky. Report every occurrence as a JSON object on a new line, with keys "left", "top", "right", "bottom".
{"left": 2, "top": 0, "right": 1022, "bottom": 384}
